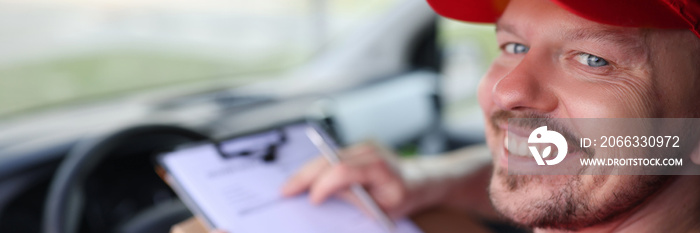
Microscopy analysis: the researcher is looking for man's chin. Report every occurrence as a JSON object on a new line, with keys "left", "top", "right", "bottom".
{"left": 488, "top": 168, "right": 579, "bottom": 228}
{"left": 488, "top": 167, "right": 669, "bottom": 230}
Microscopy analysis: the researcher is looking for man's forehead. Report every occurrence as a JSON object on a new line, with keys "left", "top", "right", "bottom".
{"left": 496, "top": 19, "right": 645, "bottom": 45}
{"left": 494, "top": 0, "right": 648, "bottom": 52}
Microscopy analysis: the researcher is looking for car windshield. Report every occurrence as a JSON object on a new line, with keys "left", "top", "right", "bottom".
{"left": 0, "top": 0, "right": 398, "bottom": 117}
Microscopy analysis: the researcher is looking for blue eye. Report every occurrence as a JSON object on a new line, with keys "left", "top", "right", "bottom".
{"left": 576, "top": 53, "right": 609, "bottom": 67}
{"left": 504, "top": 43, "right": 529, "bottom": 54}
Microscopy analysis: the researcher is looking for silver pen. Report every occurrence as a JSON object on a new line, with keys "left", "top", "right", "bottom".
{"left": 305, "top": 126, "right": 395, "bottom": 232}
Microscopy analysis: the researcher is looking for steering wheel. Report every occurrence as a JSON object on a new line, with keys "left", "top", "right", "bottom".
{"left": 43, "top": 125, "right": 209, "bottom": 233}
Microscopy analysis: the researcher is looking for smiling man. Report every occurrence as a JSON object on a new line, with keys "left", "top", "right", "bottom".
{"left": 282, "top": 0, "right": 700, "bottom": 232}
{"left": 470, "top": 0, "right": 700, "bottom": 230}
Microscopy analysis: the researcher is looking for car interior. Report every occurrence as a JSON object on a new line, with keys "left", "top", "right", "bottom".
{"left": 0, "top": 0, "right": 490, "bottom": 232}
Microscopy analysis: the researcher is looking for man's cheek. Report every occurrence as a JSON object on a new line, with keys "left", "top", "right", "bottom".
{"left": 558, "top": 81, "right": 657, "bottom": 119}
{"left": 555, "top": 66, "right": 657, "bottom": 118}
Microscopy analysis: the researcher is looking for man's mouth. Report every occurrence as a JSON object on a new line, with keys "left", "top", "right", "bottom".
{"left": 499, "top": 127, "right": 586, "bottom": 173}
{"left": 490, "top": 113, "right": 596, "bottom": 174}
{"left": 503, "top": 130, "right": 558, "bottom": 159}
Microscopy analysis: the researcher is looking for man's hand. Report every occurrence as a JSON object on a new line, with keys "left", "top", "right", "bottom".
{"left": 281, "top": 141, "right": 440, "bottom": 219}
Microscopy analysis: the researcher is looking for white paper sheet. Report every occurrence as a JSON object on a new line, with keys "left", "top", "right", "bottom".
{"left": 161, "top": 123, "right": 423, "bottom": 233}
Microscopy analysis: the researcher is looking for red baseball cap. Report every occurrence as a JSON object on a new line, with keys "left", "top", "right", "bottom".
{"left": 427, "top": 0, "right": 700, "bottom": 38}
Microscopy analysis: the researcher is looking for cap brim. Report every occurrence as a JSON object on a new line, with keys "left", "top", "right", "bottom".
{"left": 428, "top": 0, "right": 688, "bottom": 29}
{"left": 426, "top": 0, "right": 509, "bottom": 24}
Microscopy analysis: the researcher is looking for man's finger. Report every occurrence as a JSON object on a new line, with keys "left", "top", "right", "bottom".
{"left": 338, "top": 190, "right": 403, "bottom": 220}
{"left": 308, "top": 164, "right": 367, "bottom": 204}
{"left": 337, "top": 191, "right": 375, "bottom": 216}
{"left": 281, "top": 157, "right": 329, "bottom": 196}
{"left": 339, "top": 143, "right": 376, "bottom": 159}
{"left": 281, "top": 142, "right": 374, "bottom": 197}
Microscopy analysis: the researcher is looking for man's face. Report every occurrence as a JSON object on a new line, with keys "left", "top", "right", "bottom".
{"left": 477, "top": 0, "right": 700, "bottom": 230}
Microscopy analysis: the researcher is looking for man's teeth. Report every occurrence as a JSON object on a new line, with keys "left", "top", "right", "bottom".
{"left": 505, "top": 134, "right": 533, "bottom": 157}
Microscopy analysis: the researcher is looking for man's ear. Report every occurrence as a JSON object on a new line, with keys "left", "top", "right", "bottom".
{"left": 690, "top": 142, "right": 700, "bottom": 165}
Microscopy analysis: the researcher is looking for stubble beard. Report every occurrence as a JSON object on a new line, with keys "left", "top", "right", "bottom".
{"left": 488, "top": 167, "right": 669, "bottom": 230}
{"left": 486, "top": 110, "right": 670, "bottom": 230}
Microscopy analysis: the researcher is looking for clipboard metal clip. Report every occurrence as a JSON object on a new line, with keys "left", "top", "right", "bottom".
{"left": 213, "top": 128, "right": 287, "bottom": 163}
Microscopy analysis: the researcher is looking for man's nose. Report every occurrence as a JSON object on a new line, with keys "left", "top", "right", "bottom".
{"left": 491, "top": 54, "right": 558, "bottom": 113}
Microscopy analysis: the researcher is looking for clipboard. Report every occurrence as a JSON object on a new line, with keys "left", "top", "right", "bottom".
{"left": 157, "top": 120, "right": 423, "bottom": 233}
